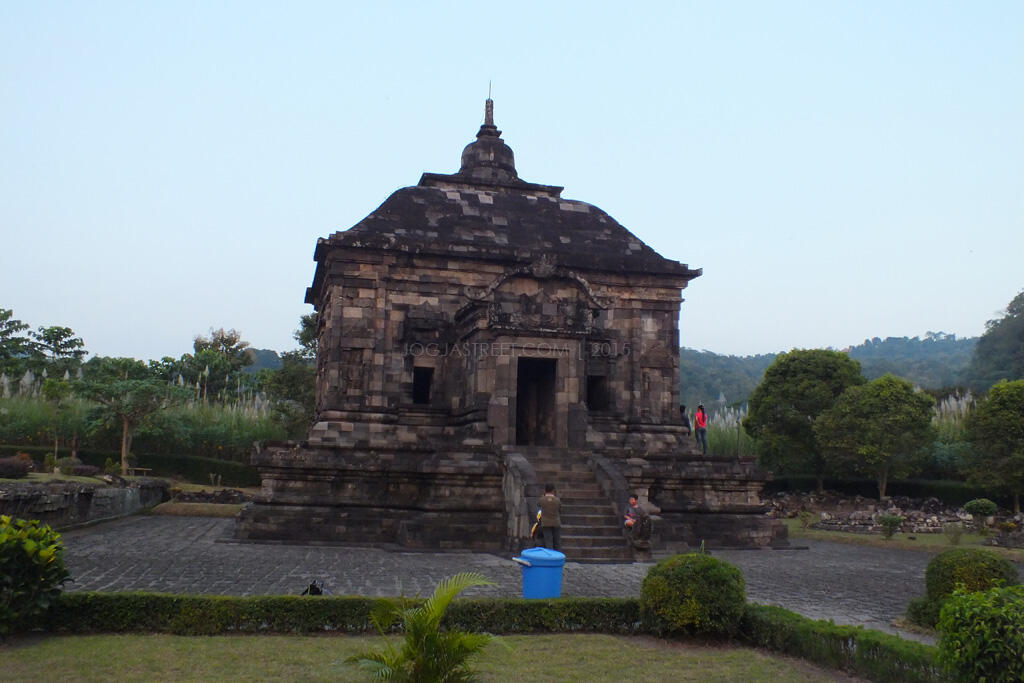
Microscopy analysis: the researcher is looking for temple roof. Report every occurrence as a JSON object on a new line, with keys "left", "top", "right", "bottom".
{"left": 314, "top": 100, "right": 700, "bottom": 281}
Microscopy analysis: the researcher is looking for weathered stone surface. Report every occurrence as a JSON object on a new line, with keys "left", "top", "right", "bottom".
{"left": 0, "top": 479, "right": 168, "bottom": 528}
{"left": 238, "top": 99, "right": 784, "bottom": 556}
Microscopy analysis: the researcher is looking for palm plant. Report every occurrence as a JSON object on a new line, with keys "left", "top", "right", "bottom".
{"left": 347, "top": 572, "right": 498, "bottom": 682}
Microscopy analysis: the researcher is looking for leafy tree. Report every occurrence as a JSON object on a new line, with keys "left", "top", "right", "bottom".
{"left": 743, "top": 349, "right": 865, "bottom": 492}
{"left": 967, "top": 290, "right": 1024, "bottom": 389}
{"left": 193, "top": 328, "right": 253, "bottom": 373}
{"left": 40, "top": 378, "right": 73, "bottom": 460}
{"left": 75, "top": 357, "right": 186, "bottom": 475}
{"left": 814, "top": 374, "right": 935, "bottom": 499}
{"left": 260, "top": 351, "right": 316, "bottom": 437}
{"left": 347, "top": 572, "right": 497, "bottom": 681}
{"left": 294, "top": 312, "right": 318, "bottom": 361}
{"left": 176, "top": 328, "right": 256, "bottom": 401}
{"left": 963, "top": 379, "right": 1024, "bottom": 513}
{"left": 30, "top": 325, "right": 86, "bottom": 376}
{"left": 0, "top": 308, "right": 36, "bottom": 377}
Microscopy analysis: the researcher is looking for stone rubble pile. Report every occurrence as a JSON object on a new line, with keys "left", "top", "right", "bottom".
{"left": 768, "top": 491, "right": 979, "bottom": 535}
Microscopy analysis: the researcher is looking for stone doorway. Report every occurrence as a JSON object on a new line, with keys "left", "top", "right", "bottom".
{"left": 516, "top": 357, "right": 556, "bottom": 446}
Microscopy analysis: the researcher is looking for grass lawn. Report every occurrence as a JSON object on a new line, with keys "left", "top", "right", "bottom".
{"left": 784, "top": 518, "right": 1024, "bottom": 563}
{"left": 0, "top": 633, "right": 856, "bottom": 682}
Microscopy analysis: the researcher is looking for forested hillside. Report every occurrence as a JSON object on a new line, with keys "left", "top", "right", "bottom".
{"left": 679, "top": 332, "right": 977, "bottom": 408}
{"left": 846, "top": 332, "right": 975, "bottom": 388}
{"left": 678, "top": 350, "right": 776, "bottom": 410}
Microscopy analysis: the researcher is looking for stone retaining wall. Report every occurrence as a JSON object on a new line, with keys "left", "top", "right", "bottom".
{"left": 0, "top": 479, "right": 168, "bottom": 529}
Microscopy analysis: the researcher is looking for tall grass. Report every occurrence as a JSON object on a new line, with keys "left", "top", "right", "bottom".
{"left": 0, "top": 389, "right": 284, "bottom": 462}
{"left": 932, "top": 390, "right": 973, "bottom": 443}
{"left": 706, "top": 405, "right": 758, "bottom": 458}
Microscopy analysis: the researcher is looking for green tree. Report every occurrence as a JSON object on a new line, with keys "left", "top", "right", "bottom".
{"left": 75, "top": 357, "right": 186, "bottom": 475}
{"left": 964, "top": 379, "right": 1024, "bottom": 513}
{"left": 967, "top": 290, "right": 1024, "bottom": 389}
{"left": 40, "top": 378, "right": 73, "bottom": 460}
{"left": 30, "top": 325, "right": 86, "bottom": 376}
{"left": 182, "top": 328, "right": 255, "bottom": 401}
{"left": 0, "top": 308, "right": 36, "bottom": 378}
{"left": 743, "top": 349, "right": 865, "bottom": 492}
{"left": 260, "top": 351, "right": 316, "bottom": 438}
{"left": 814, "top": 374, "right": 935, "bottom": 499}
{"left": 295, "top": 312, "right": 318, "bottom": 361}
{"left": 193, "top": 328, "right": 253, "bottom": 373}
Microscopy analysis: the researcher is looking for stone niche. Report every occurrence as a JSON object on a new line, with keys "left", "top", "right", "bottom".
{"left": 235, "top": 100, "right": 787, "bottom": 557}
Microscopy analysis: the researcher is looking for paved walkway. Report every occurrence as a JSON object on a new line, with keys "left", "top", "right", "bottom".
{"left": 62, "top": 515, "right": 1007, "bottom": 642}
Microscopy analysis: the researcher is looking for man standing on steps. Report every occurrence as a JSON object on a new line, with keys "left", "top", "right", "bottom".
{"left": 538, "top": 483, "right": 562, "bottom": 552}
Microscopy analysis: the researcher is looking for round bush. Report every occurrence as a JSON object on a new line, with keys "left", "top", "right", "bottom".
{"left": 963, "top": 498, "right": 998, "bottom": 517}
{"left": 925, "top": 548, "right": 1019, "bottom": 601}
{"left": 640, "top": 552, "right": 746, "bottom": 637}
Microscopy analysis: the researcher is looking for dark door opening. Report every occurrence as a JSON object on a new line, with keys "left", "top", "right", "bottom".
{"left": 516, "top": 357, "right": 556, "bottom": 446}
{"left": 412, "top": 367, "right": 433, "bottom": 405}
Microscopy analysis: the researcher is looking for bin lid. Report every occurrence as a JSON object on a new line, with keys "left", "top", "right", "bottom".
{"left": 519, "top": 547, "right": 566, "bottom": 566}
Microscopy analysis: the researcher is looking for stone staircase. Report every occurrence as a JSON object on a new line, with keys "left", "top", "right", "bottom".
{"left": 509, "top": 447, "right": 632, "bottom": 563}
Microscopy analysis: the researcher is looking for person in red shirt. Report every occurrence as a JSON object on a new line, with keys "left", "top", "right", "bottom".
{"left": 694, "top": 403, "right": 708, "bottom": 455}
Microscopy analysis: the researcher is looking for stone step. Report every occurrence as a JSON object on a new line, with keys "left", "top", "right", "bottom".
{"left": 561, "top": 513, "right": 620, "bottom": 525}
{"left": 560, "top": 498, "right": 608, "bottom": 505}
{"left": 565, "top": 548, "right": 634, "bottom": 563}
{"left": 562, "top": 528, "right": 623, "bottom": 536}
{"left": 566, "top": 535, "right": 623, "bottom": 547}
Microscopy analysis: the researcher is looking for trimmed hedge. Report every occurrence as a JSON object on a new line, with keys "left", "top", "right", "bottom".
{"left": 50, "top": 593, "right": 641, "bottom": 636}
{"left": 741, "top": 604, "right": 943, "bottom": 683}
{"left": 45, "top": 592, "right": 945, "bottom": 682}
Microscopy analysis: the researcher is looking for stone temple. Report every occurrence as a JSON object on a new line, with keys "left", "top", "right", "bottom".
{"left": 236, "top": 100, "right": 786, "bottom": 560}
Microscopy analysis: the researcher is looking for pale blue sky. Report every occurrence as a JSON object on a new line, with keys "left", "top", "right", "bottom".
{"left": 2, "top": 2, "right": 1022, "bottom": 361}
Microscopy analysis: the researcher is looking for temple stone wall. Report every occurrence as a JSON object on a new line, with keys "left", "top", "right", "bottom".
{"left": 236, "top": 99, "right": 786, "bottom": 554}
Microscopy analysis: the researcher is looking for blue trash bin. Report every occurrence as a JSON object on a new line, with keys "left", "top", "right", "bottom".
{"left": 514, "top": 547, "right": 566, "bottom": 599}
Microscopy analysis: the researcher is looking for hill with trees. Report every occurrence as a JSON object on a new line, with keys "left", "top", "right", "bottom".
{"left": 680, "top": 332, "right": 977, "bottom": 409}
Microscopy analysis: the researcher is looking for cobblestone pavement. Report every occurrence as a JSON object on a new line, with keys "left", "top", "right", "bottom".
{"left": 64, "top": 516, "right": 1019, "bottom": 642}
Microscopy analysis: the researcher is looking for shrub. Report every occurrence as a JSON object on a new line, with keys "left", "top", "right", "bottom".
{"left": 878, "top": 514, "right": 903, "bottom": 539}
{"left": 943, "top": 523, "right": 963, "bottom": 546}
{"left": 640, "top": 553, "right": 746, "bottom": 637}
{"left": 963, "top": 498, "right": 998, "bottom": 534}
{"left": 925, "top": 548, "right": 1019, "bottom": 601}
{"left": 0, "top": 516, "right": 70, "bottom": 635}
{"left": 962, "top": 498, "right": 998, "bottom": 517}
{"left": 937, "top": 585, "right": 1024, "bottom": 683}
{"left": 103, "top": 457, "right": 119, "bottom": 475}
{"left": 0, "top": 456, "right": 31, "bottom": 479}
{"left": 908, "top": 547, "right": 1020, "bottom": 628}
{"left": 43, "top": 453, "right": 57, "bottom": 473}
{"left": 54, "top": 456, "right": 82, "bottom": 473}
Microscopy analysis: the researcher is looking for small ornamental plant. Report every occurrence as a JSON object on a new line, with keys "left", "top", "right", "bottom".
{"left": 877, "top": 514, "right": 903, "bottom": 540}
{"left": 347, "top": 572, "right": 499, "bottom": 682}
{"left": 963, "top": 498, "right": 998, "bottom": 534}
{"left": 0, "top": 515, "right": 71, "bottom": 635}
{"left": 640, "top": 553, "right": 746, "bottom": 638}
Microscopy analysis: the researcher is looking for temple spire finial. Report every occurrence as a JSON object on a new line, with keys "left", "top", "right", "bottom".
{"left": 485, "top": 97, "right": 494, "bottom": 127}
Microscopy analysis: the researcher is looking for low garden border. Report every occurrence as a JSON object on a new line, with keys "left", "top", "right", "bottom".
{"left": 46, "top": 593, "right": 944, "bottom": 682}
